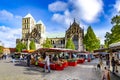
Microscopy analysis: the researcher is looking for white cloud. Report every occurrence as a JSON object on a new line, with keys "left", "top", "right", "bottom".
{"left": 109, "top": 0, "right": 120, "bottom": 19}
{"left": 49, "top": 0, "right": 103, "bottom": 25}
{"left": 0, "top": 10, "right": 13, "bottom": 21}
{"left": 15, "top": 15, "right": 22, "bottom": 19}
{"left": 48, "top": 1, "right": 68, "bottom": 12}
{"left": 52, "top": 10, "right": 73, "bottom": 26}
{"left": 0, "top": 10, "right": 22, "bottom": 47}
{"left": 0, "top": 10, "right": 22, "bottom": 28}
{"left": 0, "top": 26, "right": 21, "bottom": 48}
{"left": 70, "top": 0, "right": 103, "bottom": 23}
{"left": 114, "top": 0, "right": 120, "bottom": 12}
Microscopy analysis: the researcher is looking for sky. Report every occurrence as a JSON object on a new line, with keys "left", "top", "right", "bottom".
{"left": 0, "top": 0, "right": 120, "bottom": 48}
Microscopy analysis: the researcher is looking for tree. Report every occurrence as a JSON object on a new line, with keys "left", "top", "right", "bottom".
{"left": 84, "top": 26, "right": 100, "bottom": 52}
{"left": 65, "top": 38, "right": 75, "bottom": 50}
{"left": 29, "top": 40, "right": 36, "bottom": 50}
{"left": 105, "top": 14, "right": 120, "bottom": 47}
{"left": 22, "top": 43, "right": 27, "bottom": 50}
{"left": 42, "top": 38, "right": 53, "bottom": 48}
{"left": 111, "top": 15, "right": 120, "bottom": 25}
{"left": 0, "top": 46, "right": 3, "bottom": 54}
{"left": 104, "top": 32, "right": 111, "bottom": 47}
{"left": 16, "top": 42, "right": 27, "bottom": 52}
{"left": 16, "top": 42, "right": 22, "bottom": 52}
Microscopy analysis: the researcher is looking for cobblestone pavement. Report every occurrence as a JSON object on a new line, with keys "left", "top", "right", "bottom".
{"left": 0, "top": 58, "right": 120, "bottom": 80}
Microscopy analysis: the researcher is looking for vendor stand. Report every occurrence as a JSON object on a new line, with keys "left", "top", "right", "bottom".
{"left": 32, "top": 48, "right": 84, "bottom": 70}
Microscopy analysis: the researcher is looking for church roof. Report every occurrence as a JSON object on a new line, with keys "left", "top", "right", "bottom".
{"left": 66, "top": 19, "right": 83, "bottom": 33}
{"left": 72, "top": 18, "right": 79, "bottom": 26}
{"left": 46, "top": 33, "right": 65, "bottom": 38}
{"left": 24, "top": 13, "right": 36, "bottom": 23}
{"left": 24, "top": 13, "right": 33, "bottom": 18}
{"left": 36, "top": 20, "right": 46, "bottom": 29}
{"left": 37, "top": 20, "right": 44, "bottom": 25}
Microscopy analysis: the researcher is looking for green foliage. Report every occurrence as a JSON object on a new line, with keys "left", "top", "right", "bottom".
{"left": 22, "top": 43, "right": 27, "bottom": 49}
{"left": 29, "top": 40, "right": 36, "bottom": 50}
{"left": 0, "top": 46, "right": 3, "bottom": 54}
{"left": 16, "top": 42, "right": 22, "bottom": 52}
{"left": 66, "top": 38, "right": 75, "bottom": 50}
{"left": 84, "top": 26, "right": 100, "bottom": 52}
{"left": 104, "top": 32, "right": 111, "bottom": 47}
{"left": 105, "top": 14, "right": 120, "bottom": 47}
{"left": 67, "top": 58, "right": 77, "bottom": 62}
{"left": 16, "top": 42, "right": 27, "bottom": 52}
{"left": 111, "top": 15, "right": 120, "bottom": 25}
{"left": 42, "top": 38, "right": 53, "bottom": 48}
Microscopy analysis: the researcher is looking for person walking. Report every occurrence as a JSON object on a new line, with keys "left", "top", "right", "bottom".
{"left": 106, "top": 55, "right": 110, "bottom": 70}
{"left": 106, "top": 60, "right": 110, "bottom": 70}
{"left": 102, "top": 67, "right": 110, "bottom": 80}
{"left": 26, "top": 54, "right": 31, "bottom": 67}
{"left": 111, "top": 57, "right": 116, "bottom": 73}
{"left": 43, "top": 53, "right": 51, "bottom": 73}
{"left": 99, "top": 56, "right": 103, "bottom": 69}
{"left": 11, "top": 54, "right": 15, "bottom": 63}
{"left": 115, "top": 59, "right": 118, "bottom": 73}
{"left": 19, "top": 54, "right": 23, "bottom": 62}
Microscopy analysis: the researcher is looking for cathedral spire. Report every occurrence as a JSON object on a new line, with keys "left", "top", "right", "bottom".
{"left": 74, "top": 18, "right": 76, "bottom": 23}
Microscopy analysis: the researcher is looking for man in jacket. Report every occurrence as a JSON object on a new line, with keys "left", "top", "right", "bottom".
{"left": 43, "top": 53, "right": 51, "bottom": 73}
{"left": 111, "top": 57, "right": 116, "bottom": 73}
{"left": 27, "top": 54, "right": 31, "bottom": 67}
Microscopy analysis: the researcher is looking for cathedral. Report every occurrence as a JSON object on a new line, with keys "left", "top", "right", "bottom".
{"left": 16, "top": 13, "right": 84, "bottom": 51}
{"left": 16, "top": 13, "right": 46, "bottom": 50}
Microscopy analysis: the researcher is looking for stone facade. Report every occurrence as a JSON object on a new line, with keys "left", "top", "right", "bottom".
{"left": 65, "top": 19, "right": 84, "bottom": 51}
{"left": 50, "top": 19, "right": 84, "bottom": 51}
{"left": 17, "top": 13, "right": 84, "bottom": 51}
{"left": 50, "top": 37, "right": 65, "bottom": 48}
{"left": 18, "top": 13, "right": 46, "bottom": 50}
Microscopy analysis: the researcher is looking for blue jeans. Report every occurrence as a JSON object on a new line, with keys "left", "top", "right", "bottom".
{"left": 12, "top": 59, "right": 15, "bottom": 63}
{"left": 44, "top": 64, "right": 51, "bottom": 72}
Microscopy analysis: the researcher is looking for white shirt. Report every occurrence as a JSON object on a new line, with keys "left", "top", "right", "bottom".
{"left": 45, "top": 56, "right": 50, "bottom": 66}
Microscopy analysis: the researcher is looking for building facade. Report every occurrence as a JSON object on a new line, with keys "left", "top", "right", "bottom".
{"left": 50, "top": 37, "right": 65, "bottom": 48}
{"left": 50, "top": 19, "right": 84, "bottom": 51}
{"left": 17, "top": 14, "right": 84, "bottom": 51}
{"left": 17, "top": 13, "right": 46, "bottom": 50}
{"left": 65, "top": 19, "right": 84, "bottom": 51}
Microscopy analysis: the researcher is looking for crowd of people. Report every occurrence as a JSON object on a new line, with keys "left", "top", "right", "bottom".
{"left": 92, "top": 53, "right": 119, "bottom": 80}
{"left": 1, "top": 51, "right": 119, "bottom": 77}
{"left": 98, "top": 54, "right": 119, "bottom": 80}
{"left": 0, "top": 53, "right": 8, "bottom": 60}
{"left": 29, "top": 52, "right": 79, "bottom": 73}
{"left": 31, "top": 52, "right": 70, "bottom": 73}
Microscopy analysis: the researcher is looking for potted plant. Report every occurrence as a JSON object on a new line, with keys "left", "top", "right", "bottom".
{"left": 67, "top": 58, "right": 77, "bottom": 66}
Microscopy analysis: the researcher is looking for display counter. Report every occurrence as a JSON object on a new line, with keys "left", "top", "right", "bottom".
{"left": 77, "top": 58, "right": 85, "bottom": 64}
{"left": 38, "top": 61, "right": 65, "bottom": 70}
{"left": 68, "top": 61, "right": 77, "bottom": 66}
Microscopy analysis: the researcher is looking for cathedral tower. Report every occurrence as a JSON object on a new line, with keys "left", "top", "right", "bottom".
{"left": 65, "top": 19, "right": 84, "bottom": 51}
{"left": 22, "top": 13, "right": 36, "bottom": 39}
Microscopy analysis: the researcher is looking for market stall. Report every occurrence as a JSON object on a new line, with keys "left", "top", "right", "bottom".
{"left": 32, "top": 48, "right": 85, "bottom": 70}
